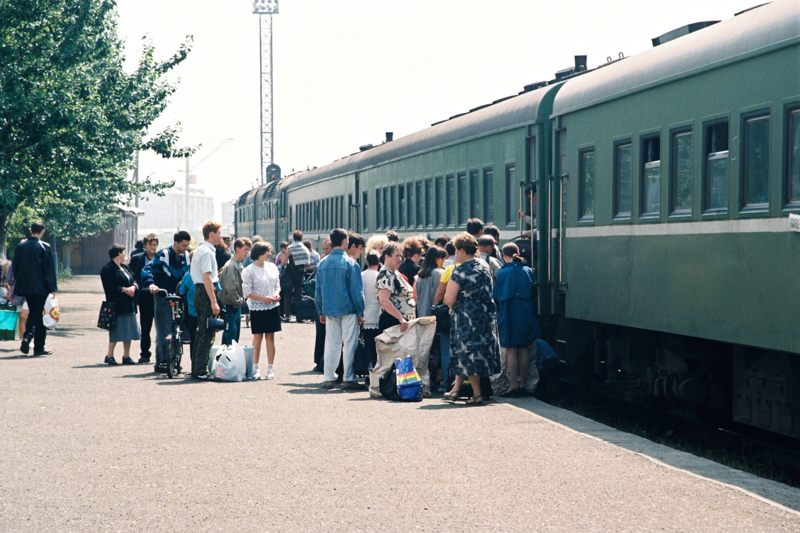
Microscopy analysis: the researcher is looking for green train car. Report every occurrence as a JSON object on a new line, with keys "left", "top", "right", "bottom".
{"left": 236, "top": 0, "right": 800, "bottom": 439}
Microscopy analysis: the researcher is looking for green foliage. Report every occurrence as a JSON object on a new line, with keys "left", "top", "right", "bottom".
{"left": 57, "top": 266, "right": 73, "bottom": 284}
{"left": 0, "top": 0, "right": 194, "bottom": 255}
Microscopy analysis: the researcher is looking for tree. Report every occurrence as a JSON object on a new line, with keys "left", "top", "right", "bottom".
{"left": 0, "top": 0, "right": 194, "bottom": 259}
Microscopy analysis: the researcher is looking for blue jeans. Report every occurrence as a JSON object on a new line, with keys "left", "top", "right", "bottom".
{"left": 221, "top": 305, "right": 241, "bottom": 346}
{"left": 439, "top": 332, "right": 450, "bottom": 386}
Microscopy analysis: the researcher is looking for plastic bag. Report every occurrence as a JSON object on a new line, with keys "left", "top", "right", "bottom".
{"left": 211, "top": 340, "right": 246, "bottom": 382}
{"left": 369, "top": 316, "right": 435, "bottom": 398}
{"left": 43, "top": 295, "right": 60, "bottom": 329}
{"left": 395, "top": 356, "right": 423, "bottom": 402}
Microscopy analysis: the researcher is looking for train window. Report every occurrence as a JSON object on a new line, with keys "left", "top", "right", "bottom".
{"left": 382, "top": 188, "right": 389, "bottom": 229}
{"left": 614, "top": 142, "right": 632, "bottom": 218}
{"left": 406, "top": 182, "right": 414, "bottom": 228}
{"left": 362, "top": 191, "right": 369, "bottom": 232}
{"left": 505, "top": 165, "right": 518, "bottom": 226}
{"left": 579, "top": 150, "right": 595, "bottom": 220}
{"left": 341, "top": 195, "right": 345, "bottom": 227}
{"left": 389, "top": 186, "right": 396, "bottom": 229}
{"left": 742, "top": 113, "right": 770, "bottom": 208}
{"left": 641, "top": 136, "right": 661, "bottom": 217}
{"left": 470, "top": 170, "right": 481, "bottom": 220}
{"left": 315, "top": 201, "right": 320, "bottom": 231}
{"left": 704, "top": 121, "right": 730, "bottom": 213}
{"left": 426, "top": 179, "right": 434, "bottom": 229}
{"left": 446, "top": 175, "right": 455, "bottom": 227}
{"left": 785, "top": 107, "right": 800, "bottom": 206}
{"left": 375, "top": 188, "right": 381, "bottom": 230}
{"left": 457, "top": 172, "right": 467, "bottom": 226}
{"left": 483, "top": 168, "right": 493, "bottom": 222}
{"left": 415, "top": 181, "right": 424, "bottom": 229}
{"left": 435, "top": 177, "right": 444, "bottom": 227}
{"left": 398, "top": 185, "right": 406, "bottom": 228}
{"left": 670, "top": 130, "right": 693, "bottom": 215}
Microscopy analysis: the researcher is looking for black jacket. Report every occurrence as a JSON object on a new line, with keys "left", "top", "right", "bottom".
{"left": 129, "top": 252, "right": 152, "bottom": 291}
{"left": 11, "top": 237, "right": 58, "bottom": 296}
{"left": 398, "top": 258, "right": 420, "bottom": 288}
{"left": 100, "top": 261, "right": 138, "bottom": 315}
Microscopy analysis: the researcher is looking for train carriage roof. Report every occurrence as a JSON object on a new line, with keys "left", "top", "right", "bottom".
{"left": 552, "top": 0, "right": 800, "bottom": 116}
{"left": 278, "top": 82, "right": 563, "bottom": 191}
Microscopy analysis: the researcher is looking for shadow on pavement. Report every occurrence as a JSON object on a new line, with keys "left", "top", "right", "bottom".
{"left": 506, "top": 398, "right": 800, "bottom": 513}
{"left": 0, "top": 354, "right": 27, "bottom": 360}
{"left": 279, "top": 382, "right": 365, "bottom": 395}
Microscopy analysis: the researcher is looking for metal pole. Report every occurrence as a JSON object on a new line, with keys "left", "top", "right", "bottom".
{"left": 258, "top": 14, "right": 264, "bottom": 185}
{"left": 185, "top": 156, "right": 191, "bottom": 229}
{"left": 269, "top": 14, "right": 274, "bottom": 167}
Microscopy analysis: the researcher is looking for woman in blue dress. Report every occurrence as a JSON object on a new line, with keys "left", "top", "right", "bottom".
{"left": 493, "top": 242, "right": 540, "bottom": 397}
{"left": 443, "top": 233, "right": 500, "bottom": 405}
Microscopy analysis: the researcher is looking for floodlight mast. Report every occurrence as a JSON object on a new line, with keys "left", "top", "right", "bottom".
{"left": 253, "top": 0, "right": 278, "bottom": 186}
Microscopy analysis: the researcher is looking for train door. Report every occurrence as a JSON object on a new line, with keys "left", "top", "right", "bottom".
{"left": 551, "top": 119, "right": 567, "bottom": 316}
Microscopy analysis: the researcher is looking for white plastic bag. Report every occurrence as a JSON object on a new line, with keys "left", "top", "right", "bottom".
{"left": 43, "top": 295, "right": 60, "bottom": 329}
{"left": 211, "top": 340, "right": 246, "bottom": 382}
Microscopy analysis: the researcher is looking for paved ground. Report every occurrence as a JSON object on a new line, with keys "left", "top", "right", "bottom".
{"left": 1, "top": 275, "right": 799, "bottom": 532}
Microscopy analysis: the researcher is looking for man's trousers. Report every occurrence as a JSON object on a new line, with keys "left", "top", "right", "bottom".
{"left": 323, "top": 314, "right": 358, "bottom": 383}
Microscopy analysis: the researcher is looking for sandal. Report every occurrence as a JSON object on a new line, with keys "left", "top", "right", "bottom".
{"left": 465, "top": 395, "right": 484, "bottom": 406}
{"left": 499, "top": 388, "right": 519, "bottom": 398}
{"left": 443, "top": 390, "right": 461, "bottom": 401}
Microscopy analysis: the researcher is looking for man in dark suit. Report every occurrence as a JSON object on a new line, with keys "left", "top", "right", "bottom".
{"left": 129, "top": 233, "right": 159, "bottom": 363}
{"left": 12, "top": 221, "right": 57, "bottom": 356}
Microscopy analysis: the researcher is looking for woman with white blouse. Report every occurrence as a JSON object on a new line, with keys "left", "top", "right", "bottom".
{"left": 360, "top": 250, "right": 382, "bottom": 368}
{"left": 242, "top": 241, "right": 281, "bottom": 380}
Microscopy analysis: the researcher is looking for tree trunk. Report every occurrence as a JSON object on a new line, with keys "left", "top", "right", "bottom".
{"left": 65, "top": 241, "right": 71, "bottom": 271}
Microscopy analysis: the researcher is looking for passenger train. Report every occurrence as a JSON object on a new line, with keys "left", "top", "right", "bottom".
{"left": 236, "top": 0, "right": 800, "bottom": 440}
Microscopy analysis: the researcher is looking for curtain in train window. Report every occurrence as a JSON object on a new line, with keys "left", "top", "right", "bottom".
{"left": 641, "top": 136, "right": 661, "bottom": 217}
{"left": 704, "top": 121, "right": 729, "bottom": 212}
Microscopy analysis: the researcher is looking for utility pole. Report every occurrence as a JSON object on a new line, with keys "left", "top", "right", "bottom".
{"left": 253, "top": 0, "right": 279, "bottom": 185}
{"left": 180, "top": 139, "right": 233, "bottom": 229}
{"left": 185, "top": 156, "right": 191, "bottom": 229}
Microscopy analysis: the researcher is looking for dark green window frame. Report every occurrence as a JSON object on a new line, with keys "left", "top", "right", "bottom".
{"left": 435, "top": 177, "right": 444, "bottom": 227}
{"left": 703, "top": 121, "right": 729, "bottom": 213}
{"left": 415, "top": 181, "right": 424, "bottom": 229}
{"left": 374, "top": 188, "right": 381, "bottom": 230}
{"left": 741, "top": 112, "right": 770, "bottom": 209}
{"left": 425, "top": 179, "right": 434, "bottom": 229}
{"left": 469, "top": 169, "right": 481, "bottom": 220}
{"left": 362, "top": 191, "right": 369, "bottom": 232}
{"left": 457, "top": 172, "right": 467, "bottom": 226}
{"left": 670, "top": 129, "right": 693, "bottom": 215}
{"left": 579, "top": 148, "right": 595, "bottom": 221}
{"left": 640, "top": 136, "right": 661, "bottom": 218}
{"left": 784, "top": 105, "right": 800, "bottom": 207}
{"left": 446, "top": 174, "right": 455, "bottom": 227}
{"left": 613, "top": 141, "right": 632, "bottom": 218}
{"left": 505, "top": 164, "right": 517, "bottom": 226}
{"left": 483, "top": 167, "right": 493, "bottom": 223}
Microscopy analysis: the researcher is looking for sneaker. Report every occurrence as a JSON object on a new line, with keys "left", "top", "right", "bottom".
{"left": 20, "top": 338, "right": 30, "bottom": 355}
{"left": 154, "top": 363, "right": 167, "bottom": 373}
{"left": 265, "top": 369, "right": 274, "bottom": 380}
{"left": 321, "top": 381, "right": 336, "bottom": 389}
{"left": 192, "top": 373, "right": 212, "bottom": 381}
{"left": 253, "top": 370, "right": 261, "bottom": 380}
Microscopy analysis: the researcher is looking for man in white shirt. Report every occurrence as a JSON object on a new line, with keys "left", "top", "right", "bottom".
{"left": 190, "top": 221, "right": 222, "bottom": 379}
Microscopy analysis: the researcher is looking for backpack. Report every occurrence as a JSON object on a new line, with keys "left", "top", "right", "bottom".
{"left": 295, "top": 295, "right": 317, "bottom": 321}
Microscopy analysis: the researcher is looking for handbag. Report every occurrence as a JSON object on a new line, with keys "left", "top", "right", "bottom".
{"left": 352, "top": 328, "right": 370, "bottom": 376}
{"left": 431, "top": 303, "right": 450, "bottom": 334}
{"left": 280, "top": 267, "right": 294, "bottom": 293}
{"left": 97, "top": 301, "right": 117, "bottom": 331}
{"left": 303, "top": 270, "right": 317, "bottom": 298}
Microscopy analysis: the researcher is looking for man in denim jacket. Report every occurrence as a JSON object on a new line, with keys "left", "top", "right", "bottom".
{"left": 315, "top": 228, "right": 365, "bottom": 390}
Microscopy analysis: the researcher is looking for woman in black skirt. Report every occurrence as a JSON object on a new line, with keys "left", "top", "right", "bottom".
{"left": 100, "top": 244, "right": 141, "bottom": 365}
{"left": 242, "top": 241, "right": 281, "bottom": 380}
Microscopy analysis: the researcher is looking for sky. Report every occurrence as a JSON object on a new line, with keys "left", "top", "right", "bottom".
{"left": 115, "top": 0, "right": 763, "bottom": 220}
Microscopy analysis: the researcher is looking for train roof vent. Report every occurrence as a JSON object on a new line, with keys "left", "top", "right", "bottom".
{"left": 652, "top": 21, "right": 719, "bottom": 47}
{"left": 359, "top": 144, "right": 374, "bottom": 152}
{"left": 521, "top": 81, "right": 547, "bottom": 93}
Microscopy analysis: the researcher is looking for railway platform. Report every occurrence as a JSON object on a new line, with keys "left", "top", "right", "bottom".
{"left": 1, "top": 275, "right": 798, "bottom": 532}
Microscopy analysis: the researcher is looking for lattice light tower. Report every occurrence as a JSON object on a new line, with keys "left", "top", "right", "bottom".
{"left": 253, "top": 0, "right": 279, "bottom": 185}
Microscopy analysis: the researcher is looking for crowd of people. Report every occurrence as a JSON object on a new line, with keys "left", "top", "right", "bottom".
{"left": 2, "top": 213, "right": 551, "bottom": 398}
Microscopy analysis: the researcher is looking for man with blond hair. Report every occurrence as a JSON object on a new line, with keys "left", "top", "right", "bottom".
{"left": 218, "top": 237, "right": 252, "bottom": 345}
{"left": 190, "top": 221, "right": 222, "bottom": 379}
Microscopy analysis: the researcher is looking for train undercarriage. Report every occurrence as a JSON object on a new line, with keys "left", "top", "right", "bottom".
{"left": 555, "top": 319, "right": 800, "bottom": 441}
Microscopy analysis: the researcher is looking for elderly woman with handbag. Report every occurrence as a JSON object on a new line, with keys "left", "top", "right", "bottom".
{"left": 100, "top": 244, "right": 140, "bottom": 365}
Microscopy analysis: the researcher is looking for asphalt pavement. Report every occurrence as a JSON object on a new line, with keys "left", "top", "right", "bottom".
{"left": 1, "top": 275, "right": 799, "bottom": 532}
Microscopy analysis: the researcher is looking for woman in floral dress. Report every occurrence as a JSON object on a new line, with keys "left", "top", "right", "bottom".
{"left": 443, "top": 233, "right": 500, "bottom": 405}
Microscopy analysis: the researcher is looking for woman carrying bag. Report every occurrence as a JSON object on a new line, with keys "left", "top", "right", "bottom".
{"left": 100, "top": 244, "right": 140, "bottom": 365}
